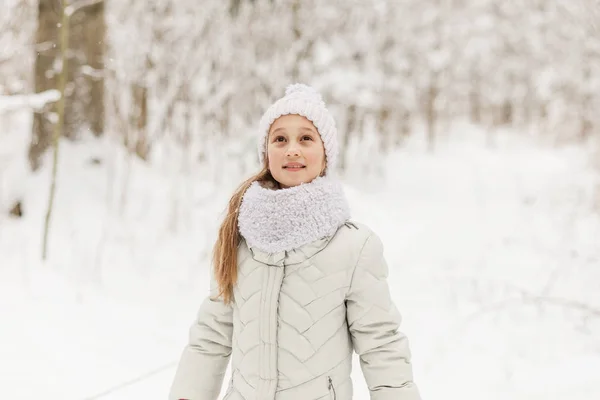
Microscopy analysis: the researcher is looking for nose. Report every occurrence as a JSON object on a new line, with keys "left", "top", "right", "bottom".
{"left": 285, "top": 143, "right": 300, "bottom": 157}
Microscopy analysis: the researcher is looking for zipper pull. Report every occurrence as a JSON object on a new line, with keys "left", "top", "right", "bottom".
{"left": 344, "top": 221, "right": 358, "bottom": 230}
{"left": 328, "top": 376, "right": 336, "bottom": 399}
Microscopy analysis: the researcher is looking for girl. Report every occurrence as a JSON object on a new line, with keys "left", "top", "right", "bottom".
{"left": 169, "top": 84, "right": 421, "bottom": 400}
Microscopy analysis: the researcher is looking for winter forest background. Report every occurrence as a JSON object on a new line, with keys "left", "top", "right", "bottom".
{"left": 1, "top": 0, "right": 600, "bottom": 399}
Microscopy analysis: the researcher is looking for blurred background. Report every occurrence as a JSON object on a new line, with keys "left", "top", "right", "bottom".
{"left": 1, "top": 0, "right": 599, "bottom": 399}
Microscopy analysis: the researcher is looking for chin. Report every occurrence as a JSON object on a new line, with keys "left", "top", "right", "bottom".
{"left": 277, "top": 173, "right": 317, "bottom": 188}
{"left": 279, "top": 179, "right": 302, "bottom": 188}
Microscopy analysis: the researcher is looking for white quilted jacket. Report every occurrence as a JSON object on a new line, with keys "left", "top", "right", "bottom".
{"left": 169, "top": 222, "right": 420, "bottom": 400}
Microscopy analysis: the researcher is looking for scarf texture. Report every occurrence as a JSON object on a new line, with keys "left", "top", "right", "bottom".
{"left": 238, "top": 176, "right": 351, "bottom": 254}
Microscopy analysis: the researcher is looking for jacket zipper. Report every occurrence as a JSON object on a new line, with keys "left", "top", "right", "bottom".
{"left": 328, "top": 376, "right": 337, "bottom": 399}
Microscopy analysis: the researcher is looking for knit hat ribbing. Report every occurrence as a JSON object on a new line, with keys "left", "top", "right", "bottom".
{"left": 257, "top": 83, "right": 338, "bottom": 174}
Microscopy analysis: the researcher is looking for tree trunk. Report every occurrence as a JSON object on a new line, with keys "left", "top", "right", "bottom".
{"left": 581, "top": 61, "right": 593, "bottom": 139}
{"left": 291, "top": 0, "right": 301, "bottom": 81}
{"left": 30, "top": 0, "right": 105, "bottom": 171}
{"left": 425, "top": 74, "right": 439, "bottom": 152}
{"left": 42, "top": 0, "right": 69, "bottom": 261}
{"left": 229, "top": 0, "right": 242, "bottom": 17}
{"left": 30, "top": 0, "right": 60, "bottom": 171}
{"left": 501, "top": 99, "right": 513, "bottom": 126}
{"left": 398, "top": 108, "right": 411, "bottom": 145}
{"left": 377, "top": 107, "right": 390, "bottom": 153}
{"left": 470, "top": 66, "right": 481, "bottom": 124}
{"left": 339, "top": 104, "right": 356, "bottom": 172}
{"left": 130, "top": 83, "right": 149, "bottom": 160}
{"left": 80, "top": 1, "right": 106, "bottom": 137}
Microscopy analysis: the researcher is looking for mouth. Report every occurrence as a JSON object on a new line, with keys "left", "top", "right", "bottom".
{"left": 283, "top": 163, "right": 306, "bottom": 171}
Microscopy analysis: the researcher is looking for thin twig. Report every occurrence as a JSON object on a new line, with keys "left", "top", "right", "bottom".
{"left": 461, "top": 290, "right": 600, "bottom": 324}
{"left": 81, "top": 361, "right": 177, "bottom": 400}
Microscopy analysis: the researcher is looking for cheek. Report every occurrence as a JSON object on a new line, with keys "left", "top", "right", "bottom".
{"left": 305, "top": 147, "right": 325, "bottom": 166}
{"left": 267, "top": 145, "right": 280, "bottom": 165}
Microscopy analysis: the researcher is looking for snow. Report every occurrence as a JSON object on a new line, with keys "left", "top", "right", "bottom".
{"left": 0, "top": 90, "right": 61, "bottom": 113}
{"left": 1, "top": 112, "right": 599, "bottom": 400}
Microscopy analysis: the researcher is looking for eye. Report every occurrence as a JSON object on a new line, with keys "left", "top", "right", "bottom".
{"left": 273, "top": 136, "right": 286, "bottom": 142}
{"left": 301, "top": 135, "right": 313, "bottom": 141}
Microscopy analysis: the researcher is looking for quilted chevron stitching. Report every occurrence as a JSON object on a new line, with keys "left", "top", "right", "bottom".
{"left": 303, "top": 286, "right": 348, "bottom": 308}
{"left": 299, "top": 303, "right": 344, "bottom": 334}
{"left": 234, "top": 367, "right": 256, "bottom": 390}
{"left": 236, "top": 253, "right": 252, "bottom": 276}
{"left": 277, "top": 318, "right": 316, "bottom": 351}
{"left": 234, "top": 330, "right": 261, "bottom": 357}
{"left": 278, "top": 292, "right": 314, "bottom": 323}
{"left": 345, "top": 233, "right": 373, "bottom": 299}
{"left": 236, "top": 264, "right": 263, "bottom": 289}
{"left": 350, "top": 303, "right": 395, "bottom": 326}
{"left": 237, "top": 342, "right": 260, "bottom": 360}
{"left": 306, "top": 316, "right": 347, "bottom": 354}
{"left": 284, "top": 268, "right": 318, "bottom": 296}
{"left": 278, "top": 347, "right": 318, "bottom": 376}
{"left": 281, "top": 270, "right": 348, "bottom": 308}
{"left": 277, "top": 369, "right": 293, "bottom": 382}
{"left": 237, "top": 290, "right": 261, "bottom": 317}
{"left": 276, "top": 352, "right": 352, "bottom": 392}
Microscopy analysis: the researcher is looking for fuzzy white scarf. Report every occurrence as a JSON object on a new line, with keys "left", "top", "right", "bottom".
{"left": 238, "top": 176, "right": 351, "bottom": 254}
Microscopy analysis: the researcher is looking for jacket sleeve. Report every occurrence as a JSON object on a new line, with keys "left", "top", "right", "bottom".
{"left": 345, "top": 232, "right": 421, "bottom": 400}
{"left": 168, "top": 270, "right": 233, "bottom": 400}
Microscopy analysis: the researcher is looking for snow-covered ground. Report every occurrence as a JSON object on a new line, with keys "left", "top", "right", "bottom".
{"left": 1, "top": 111, "right": 599, "bottom": 399}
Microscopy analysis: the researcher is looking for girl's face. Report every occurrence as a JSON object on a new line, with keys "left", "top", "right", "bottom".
{"left": 267, "top": 114, "right": 326, "bottom": 188}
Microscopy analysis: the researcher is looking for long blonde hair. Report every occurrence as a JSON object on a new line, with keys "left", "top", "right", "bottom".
{"left": 212, "top": 164, "right": 278, "bottom": 304}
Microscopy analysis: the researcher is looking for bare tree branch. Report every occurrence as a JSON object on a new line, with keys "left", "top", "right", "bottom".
{"left": 461, "top": 284, "right": 600, "bottom": 325}
{"left": 81, "top": 361, "right": 176, "bottom": 400}
{"left": 65, "top": 0, "right": 104, "bottom": 17}
{"left": 0, "top": 90, "right": 61, "bottom": 113}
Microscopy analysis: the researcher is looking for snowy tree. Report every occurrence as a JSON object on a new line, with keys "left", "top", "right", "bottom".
{"left": 30, "top": 0, "right": 106, "bottom": 171}
{"left": 0, "top": 0, "right": 36, "bottom": 96}
{"left": 20, "top": 0, "right": 597, "bottom": 182}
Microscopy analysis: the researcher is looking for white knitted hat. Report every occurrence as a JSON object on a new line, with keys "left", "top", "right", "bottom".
{"left": 257, "top": 83, "right": 338, "bottom": 174}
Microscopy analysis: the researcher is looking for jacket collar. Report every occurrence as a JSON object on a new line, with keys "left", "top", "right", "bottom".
{"left": 244, "top": 236, "right": 332, "bottom": 266}
{"left": 238, "top": 176, "right": 351, "bottom": 257}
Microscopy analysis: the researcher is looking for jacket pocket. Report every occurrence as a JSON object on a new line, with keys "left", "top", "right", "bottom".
{"left": 327, "top": 376, "right": 337, "bottom": 400}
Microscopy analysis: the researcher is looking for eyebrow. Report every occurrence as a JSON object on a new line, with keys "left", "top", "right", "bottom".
{"left": 270, "top": 126, "right": 317, "bottom": 135}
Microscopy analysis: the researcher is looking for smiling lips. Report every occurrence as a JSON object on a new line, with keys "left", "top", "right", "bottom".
{"left": 283, "top": 162, "right": 306, "bottom": 171}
